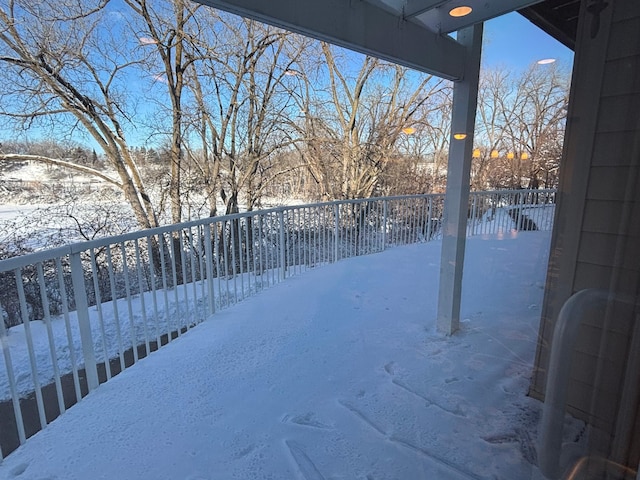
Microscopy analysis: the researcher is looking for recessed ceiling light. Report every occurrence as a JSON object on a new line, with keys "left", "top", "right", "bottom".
{"left": 449, "top": 6, "right": 472, "bottom": 17}
{"left": 537, "top": 58, "right": 556, "bottom": 65}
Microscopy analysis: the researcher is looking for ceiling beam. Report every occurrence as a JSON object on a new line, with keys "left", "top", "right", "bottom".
{"left": 403, "top": 0, "right": 448, "bottom": 19}
{"left": 192, "top": 0, "right": 466, "bottom": 80}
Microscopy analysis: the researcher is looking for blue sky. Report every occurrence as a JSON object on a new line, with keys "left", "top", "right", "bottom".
{"left": 482, "top": 12, "right": 574, "bottom": 72}
{"left": 0, "top": 8, "right": 573, "bottom": 149}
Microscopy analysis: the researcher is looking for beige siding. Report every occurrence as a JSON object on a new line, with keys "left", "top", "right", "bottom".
{"left": 582, "top": 199, "right": 640, "bottom": 237}
{"left": 592, "top": 131, "right": 640, "bottom": 166}
{"left": 601, "top": 57, "right": 640, "bottom": 97}
{"left": 532, "top": 0, "right": 640, "bottom": 467}
{"left": 606, "top": 16, "right": 640, "bottom": 60}
{"left": 597, "top": 94, "right": 640, "bottom": 133}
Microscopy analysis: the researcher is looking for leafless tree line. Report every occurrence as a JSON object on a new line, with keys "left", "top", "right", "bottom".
{"left": 0, "top": 0, "right": 569, "bottom": 233}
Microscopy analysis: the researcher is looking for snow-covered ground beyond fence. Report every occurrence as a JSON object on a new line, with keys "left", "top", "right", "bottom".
{"left": 0, "top": 231, "right": 584, "bottom": 479}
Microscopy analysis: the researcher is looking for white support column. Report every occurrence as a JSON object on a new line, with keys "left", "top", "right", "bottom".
{"left": 436, "top": 24, "right": 483, "bottom": 335}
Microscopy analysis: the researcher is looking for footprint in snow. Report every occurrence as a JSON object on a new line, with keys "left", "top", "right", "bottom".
{"left": 282, "top": 412, "right": 332, "bottom": 430}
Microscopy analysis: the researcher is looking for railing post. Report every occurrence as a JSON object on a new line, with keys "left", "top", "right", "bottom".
{"left": 382, "top": 199, "right": 388, "bottom": 251}
{"left": 427, "top": 196, "right": 433, "bottom": 240}
{"left": 70, "top": 251, "right": 99, "bottom": 392}
{"left": 278, "top": 210, "right": 286, "bottom": 280}
{"left": 203, "top": 224, "right": 215, "bottom": 316}
{"left": 470, "top": 194, "right": 477, "bottom": 235}
{"left": 333, "top": 203, "right": 340, "bottom": 262}
{"left": 516, "top": 190, "right": 525, "bottom": 229}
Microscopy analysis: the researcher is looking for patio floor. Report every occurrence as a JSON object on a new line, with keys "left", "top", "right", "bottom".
{"left": 0, "top": 231, "right": 579, "bottom": 480}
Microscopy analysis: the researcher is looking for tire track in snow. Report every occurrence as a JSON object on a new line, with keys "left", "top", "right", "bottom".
{"left": 390, "top": 435, "right": 483, "bottom": 480}
{"left": 337, "top": 400, "right": 386, "bottom": 437}
{"left": 338, "top": 399, "right": 480, "bottom": 480}
{"left": 390, "top": 377, "right": 467, "bottom": 417}
{"left": 285, "top": 440, "right": 326, "bottom": 480}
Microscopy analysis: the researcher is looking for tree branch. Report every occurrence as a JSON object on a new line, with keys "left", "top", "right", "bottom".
{"left": 0, "top": 154, "right": 122, "bottom": 188}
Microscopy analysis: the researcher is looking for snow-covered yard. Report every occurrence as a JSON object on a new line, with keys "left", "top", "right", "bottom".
{"left": 0, "top": 231, "right": 580, "bottom": 479}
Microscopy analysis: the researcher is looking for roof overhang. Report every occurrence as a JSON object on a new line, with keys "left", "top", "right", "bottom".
{"left": 193, "top": 0, "right": 467, "bottom": 80}
{"left": 191, "top": 0, "right": 576, "bottom": 82}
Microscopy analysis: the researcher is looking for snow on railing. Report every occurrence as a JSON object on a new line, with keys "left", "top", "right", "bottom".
{"left": 0, "top": 189, "right": 555, "bottom": 459}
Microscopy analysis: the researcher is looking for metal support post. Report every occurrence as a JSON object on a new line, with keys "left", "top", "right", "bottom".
{"left": 437, "top": 24, "right": 483, "bottom": 335}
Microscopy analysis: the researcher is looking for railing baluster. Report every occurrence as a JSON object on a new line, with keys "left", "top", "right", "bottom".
{"left": 37, "top": 263, "right": 66, "bottom": 414}
{"left": 88, "top": 249, "right": 110, "bottom": 381}
{"left": 236, "top": 219, "right": 245, "bottom": 299}
{"left": 229, "top": 221, "right": 238, "bottom": 303}
{"left": 324, "top": 206, "right": 329, "bottom": 263}
{"left": 133, "top": 239, "right": 150, "bottom": 356}
{"left": 300, "top": 208, "right": 304, "bottom": 272}
{"left": 381, "top": 200, "right": 385, "bottom": 249}
{"left": 213, "top": 223, "right": 223, "bottom": 306}
{"left": 15, "top": 269, "right": 47, "bottom": 428}
{"left": 158, "top": 234, "right": 172, "bottom": 344}
{"left": 104, "top": 248, "right": 125, "bottom": 375}
{"left": 178, "top": 231, "right": 191, "bottom": 327}
{"left": 169, "top": 233, "right": 182, "bottom": 336}
{"left": 197, "top": 226, "right": 207, "bottom": 320}
{"left": 419, "top": 197, "right": 426, "bottom": 242}
{"left": 186, "top": 227, "right": 200, "bottom": 322}
{"left": 277, "top": 210, "right": 286, "bottom": 281}
{"left": 265, "top": 212, "right": 277, "bottom": 287}
{"left": 222, "top": 221, "right": 231, "bottom": 303}
{"left": 333, "top": 204, "right": 340, "bottom": 262}
{"left": 244, "top": 217, "right": 251, "bottom": 296}
{"left": 146, "top": 236, "right": 162, "bottom": 347}
{"left": 427, "top": 196, "right": 433, "bottom": 241}
{"left": 203, "top": 225, "right": 215, "bottom": 316}
{"left": 0, "top": 277, "right": 26, "bottom": 445}
{"left": 256, "top": 216, "right": 264, "bottom": 289}
{"left": 119, "top": 242, "right": 138, "bottom": 363}
{"left": 304, "top": 208, "right": 309, "bottom": 270}
{"left": 292, "top": 209, "right": 298, "bottom": 275}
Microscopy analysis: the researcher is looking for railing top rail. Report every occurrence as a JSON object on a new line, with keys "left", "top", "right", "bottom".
{"left": 0, "top": 189, "right": 555, "bottom": 273}
{"left": 468, "top": 188, "right": 556, "bottom": 196}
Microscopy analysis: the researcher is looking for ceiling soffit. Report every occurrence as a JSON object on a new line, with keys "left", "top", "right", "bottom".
{"left": 193, "top": 0, "right": 468, "bottom": 80}
{"left": 192, "top": 0, "right": 575, "bottom": 80}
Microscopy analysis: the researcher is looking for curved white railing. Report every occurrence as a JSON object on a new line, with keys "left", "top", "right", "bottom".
{"left": 0, "top": 189, "right": 555, "bottom": 459}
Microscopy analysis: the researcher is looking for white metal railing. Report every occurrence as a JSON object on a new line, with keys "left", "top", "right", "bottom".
{"left": 0, "top": 189, "right": 555, "bottom": 458}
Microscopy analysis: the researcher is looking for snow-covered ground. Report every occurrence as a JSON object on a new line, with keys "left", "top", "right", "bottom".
{"left": 0, "top": 231, "right": 584, "bottom": 479}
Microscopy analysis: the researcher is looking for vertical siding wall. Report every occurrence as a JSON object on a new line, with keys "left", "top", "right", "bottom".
{"left": 531, "top": 0, "right": 640, "bottom": 467}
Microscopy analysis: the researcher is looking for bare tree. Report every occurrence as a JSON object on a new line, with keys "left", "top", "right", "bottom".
{"left": 185, "top": 16, "right": 305, "bottom": 214}
{"left": 124, "top": 0, "right": 204, "bottom": 223}
{"left": 0, "top": 0, "right": 159, "bottom": 228}
{"left": 300, "top": 44, "right": 445, "bottom": 200}
{"left": 501, "top": 63, "right": 568, "bottom": 188}
{"left": 473, "top": 64, "right": 568, "bottom": 190}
